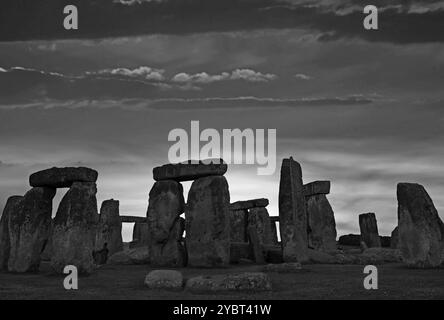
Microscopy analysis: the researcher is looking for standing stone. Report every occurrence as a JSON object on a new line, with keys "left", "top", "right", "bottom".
{"left": 147, "top": 180, "right": 186, "bottom": 267}
{"left": 0, "top": 196, "right": 23, "bottom": 271}
{"left": 229, "top": 209, "right": 248, "bottom": 242}
{"left": 186, "top": 176, "right": 230, "bottom": 267}
{"left": 359, "top": 213, "right": 381, "bottom": 248}
{"left": 95, "top": 199, "right": 123, "bottom": 256}
{"left": 306, "top": 194, "right": 337, "bottom": 252}
{"left": 40, "top": 219, "right": 53, "bottom": 261}
{"left": 270, "top": 220, "right": 279, "bottom": 245}
{"left": 248, "top": 207, "right": 273, "bottom": 246}
{"left": 132, "top": 222, "right": 149, "bottom": 247}
{"left": 278, "top": 157, "right": 308, "bottom": 262}
{"left": 390, "top": 227, "right": 399, "bottom": 249}
{"left": 8, "top": 188, "right": 55, "bottom": 273}
{"left": 51, "top": 182, "right": 98, "bottom": 274}
{"left": 397, "top": 183, "right": 444, "bottom": 268}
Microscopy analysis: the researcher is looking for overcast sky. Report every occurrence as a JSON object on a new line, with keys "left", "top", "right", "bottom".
{"left": 1, "top": 0, "right": 444, "bottom": 241}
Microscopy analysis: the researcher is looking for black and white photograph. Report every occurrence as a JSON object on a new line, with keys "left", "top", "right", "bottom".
{"left": 0, "top": 0, "right": 443, "bottom": 305}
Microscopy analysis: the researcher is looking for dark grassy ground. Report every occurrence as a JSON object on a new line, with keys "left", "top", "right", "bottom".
{"left": 0, "top": 262, "right": 443, "bottom": 300}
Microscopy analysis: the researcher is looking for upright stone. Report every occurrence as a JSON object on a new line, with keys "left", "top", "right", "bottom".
{"left": 248, "top": 207, "right": 273, "bottom": 246}
{"left": 270, "top": 220, "right": 279, "bottom": 245}
{"left": 8, "top": 188, "right": 55, "bottom": 273}
{"left": 397, "top": 183, "right": 444, "bottom": 268}
{"left": 95, "top": 199, "right": 123, "bottom": 256}
{"left": 229, "top": 209, "right": 248, "bottom": 242}
{"left": 306, "top": 194, "right": 337, "bottom": 252}
{"left": 186, "top": 176, "right": 230, "bottom": 267}
{"left": 359, "top": 213, "right": 381, "bottom": 248}
{"left": 147, "top": 180, "right": 186, "bottom": 267}
{"left": 390, "top": 227, "right": 399, "bottom": 249}
{"left": 278, "top": 157, "right": 308, "bottom": 262}
{"left": 30, "top": 167, "right": 98, "bottom": 188}
{"left": 51, "top": 182, "right": 98, "bottom": 274}
{"left": 0, "top": 196, "right": 23, "bottom": 271}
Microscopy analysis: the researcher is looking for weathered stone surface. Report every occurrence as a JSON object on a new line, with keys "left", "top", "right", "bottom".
{"left": 108, "top": 247, "right": 150, "bottom": 265}
{"left": 391, "top": 227, "right": 399, "bottom": 249}
{"left": 147, "top": 180, "right": 186, "bottom": 267}
{"left": 338, "top": 234, "right": 361, "bottom": 247}
{"left": 229, "top": 209, "right": 248, "bottom": 242}
{"left": 8, "top": 188, "right": 55, "bottom": 273}
{"left": 145, "top": 270, "right": 184, "bottom": 290}
{"left": 51, "top": 182, "right": 98, "bottom": 274}
{"left": 248, "top": 226, "right": 265, "bottom": 264}
{"left": 30, "top": 167, "right": 98, "bottom": 188}
{"left": 186, "top": 272, "right": 272, "bottom": 293}
{"left": 0, "top": 196, "right": 23, "bottom": 271}
{"left": 262, "top": 262, "right": 302, "bottom": 273}
{"left": 153, "top": 160, "right": 227, "bottom": 182}
{"left": 397, "top": 183, "right": 444, "bottom": 268}
{"left": 230, "top": 242, "right": 252, "bottom": 264}
{"left": 248, "top": 207, "right": 273, "bottom": 246}
{"left": 95, "top": 199, "right": 123, "bottom": 256}
{"left": 278, "top": 157, "right": 308, "bottom": 263}
{"left": 132, "top": 222, "right": 149, "bottom": 247}
{"left": 307, "top": 249, "right": 337, "bottom": 264}
{"left": 306, "top": 194, "right": 337, "bottom": 252}
{"left": 186, "top": 176, "right": 230, "bottom": 267}
{"left": 359, "top": 213, "right": 381, "bottom": 248}
{"left": 40, "top": 220, "right": 53, "bottom": 261}
{"left": 303, "top": 181, "right": 331, "bottom": 197}
{"left": 229, "top": 198, "right": 269, "bottom": 211}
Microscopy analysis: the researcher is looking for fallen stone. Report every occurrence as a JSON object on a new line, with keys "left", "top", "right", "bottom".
{"left": 359, "top": 213, "right": 381, "bottom": 248}
{"left": 262, "top": 262, "right": 302, "bottom": 273}
{"left": 147, "top": 180, "right": 186, "bottom": 267}
{"left": 278, "top": 157, "right": 308, "bottom": 263}
{"left": 29, "top": 167, "right": 98, "bottom": 188}
{"left": 8, "top": 188, "right": 55, "bottom": 273}
{"left": 391, "top": 227, "right": 399, "bottom": 249}
{"left": 153, "top": 160, "right": 227, "bottom": 182}
{"left": 0, "top": 196, "right": 23, "bottom": 271}
{"left": 306, "top": 194, "right": 337, "bottom": 252}
{"left": 108, "top": 247, "right": 150, "bottom": 265}
{"left": 248, "top": 207, "right": 274, "bottom": 246}
{"left": 51, "top": 182, "right": 98, "bottom": 275}
{"left": 397, "top": 183, "right": 444, "bottom": 268}
{"left": 95, "top": 199, "right": 123, "bottom": 256}
{"left": 186, "top": 176, "right": 230, "bottom": 267}
{"left": 229, "top": 198, "right": 269, "bottom": 211}
{"left": 338, "top": 234, "right": 361, "bottom": 247}
{"left": 186, "top": 272, "right": 272, "bottom": 293}
{"left": 145, "top": 270, "right": 184, "bottom": 290}
{"left": 229, "top": 209, "right": 248, "bottom": 242}
{"left": 307, "top": 249, "right": 337, "bottom": 264}
{"left": 303, "top": 181, "right": 331, "bottom": 197}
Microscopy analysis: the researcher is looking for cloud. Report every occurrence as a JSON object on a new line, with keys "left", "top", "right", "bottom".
{"left": 90, "top": 66, "right": 166, "bottom": 81}
{"left": 172, "top": 69, "right": 277, "bottom": 84}
{"left": 294, "top": 73, "right": 312, "bottom": 80}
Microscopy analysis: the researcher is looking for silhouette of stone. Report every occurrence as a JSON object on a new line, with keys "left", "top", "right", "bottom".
{"left": 229, "top": 209, "right": 248, "bottom": 242}
{"left": 306, "top": 194, "right": 337, "bottom": 252}
{"left": 93, "top": 243, "right": 109, "bottom": 265}
{"left": 338, "top": 234, "right": 361, "bottom": 247}
{"left": 153, "top": 160, "right": 227, "bottom": 182}
{"left": 108, "top": 247, "right": 150, "bottom": 265}
{"left": 51, "top": 182, "right": 98, "bottom": 274}
{"left": 248, "top": 226, "right": 265, "bottom": 264}
{"left": 147, "top": 180, "right": 186, "bottom": 267}
{"left": 359, "top": 213, "right": 381, "bottom": 248}
{"left": 278, "top": 157, "right": 308, "bottom": 262}
{"left": 391, "top": 227, "right": 399, "bottom": 249}
{"left": 270, "top": 220, "right": 279, "bottom": 245}
{"left": 186, "top": 272, "right": 272, "bottom": 292}
{"left": 230, "top": 198, "right": 269, "bottom": 211}
{"left": 7, "top": 188, "right": 55, "bottom": 273}
{"left": 0, "top": 196, "right": 23, "bottom": 271}
{"left": 397, "top": 183, "right": 444, "bottom": 268}
{"left": 95, "top": 199, "right": 123, "bottom": 256}
{"left": 145, "top": 270, "right": 184, "bottom": 290}
{"left": 40, "top": 219, "right": 53, "bottom": 261}
{"left": 380, "top": 236, "right": 391, "bottom": 248}
{"left": 132, "top": 222, "right": 149, "bottom": 247}
{"left": 248, "top": 207, "right": 274, "bottom": 246}
{"left": 303, "top": 181, "right": 331, "bottom": 197}
{"left": 186, "top": 176, "right": 230, "bottom": 267}
{"left": 30, "top": 167, "right": 98, "bottom": 188}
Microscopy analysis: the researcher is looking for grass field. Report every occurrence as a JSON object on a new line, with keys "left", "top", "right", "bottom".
{"left": 0, "top": 262, "right": 443, "bottom": 300}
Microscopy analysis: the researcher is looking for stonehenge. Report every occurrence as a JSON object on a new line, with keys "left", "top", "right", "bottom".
{"left": 0, "top": 158, "right": 442, "bottom": 275}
